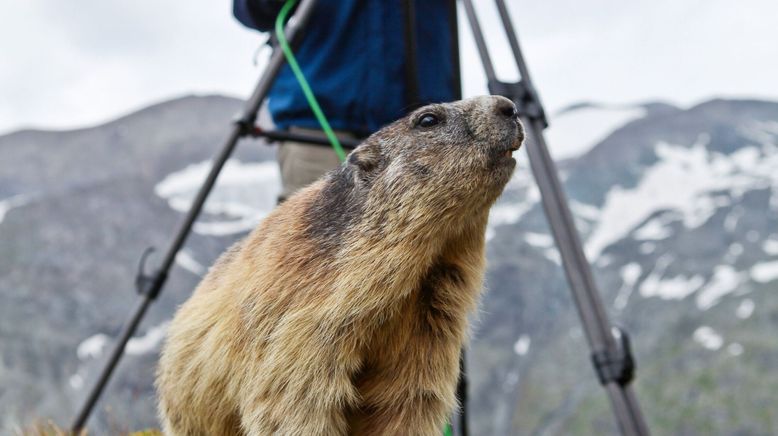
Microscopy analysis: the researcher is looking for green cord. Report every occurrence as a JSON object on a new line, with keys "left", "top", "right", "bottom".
{"left": 275, "top": 0, "right": 347, "bottom": 162}
{"left": 275, "top": 2, "right": 453, "bottom": 435}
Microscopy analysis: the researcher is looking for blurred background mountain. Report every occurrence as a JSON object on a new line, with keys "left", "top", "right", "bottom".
{"left": 2, "top": 94, "right": 777, "bottom": 434}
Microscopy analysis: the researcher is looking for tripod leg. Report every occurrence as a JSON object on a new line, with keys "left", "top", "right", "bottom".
{"left": 69, "top": 0, "right": 321, "bottom": 432}
{"left": 456, "top": 351, "right": 469, "bottom": 436}
{"left": 461, "top": 0, "right": 649, "bottom": 434}
{"left": 522, "top": 116, "right": 650, "bottom": 436}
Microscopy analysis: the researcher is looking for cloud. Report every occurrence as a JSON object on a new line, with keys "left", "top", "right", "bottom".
{"left": 1, "top": 0, "right": 778, "bottom": 134}
{"left": 0, "top": 0, "right": 265, "bottom": 133}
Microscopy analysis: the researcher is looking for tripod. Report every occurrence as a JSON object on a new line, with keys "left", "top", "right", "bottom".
{"left": 71, "top": 1, "right": 649, "bottom": 434}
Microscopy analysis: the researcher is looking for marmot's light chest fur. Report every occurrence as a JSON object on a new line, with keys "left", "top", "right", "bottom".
{"left": 156, "top": 96, "right": 523, "bottom": 435}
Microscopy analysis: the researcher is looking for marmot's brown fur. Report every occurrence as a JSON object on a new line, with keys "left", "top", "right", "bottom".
{"left": 156, "top": 96, "right": 523, "bottom": 435}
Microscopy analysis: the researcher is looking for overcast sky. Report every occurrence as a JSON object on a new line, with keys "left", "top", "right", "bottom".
{"left": 1, "top": 0, "right": 777, "bottom": 134}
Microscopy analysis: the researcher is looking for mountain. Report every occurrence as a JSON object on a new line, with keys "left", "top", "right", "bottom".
{"left": 472, "top": 98, "right": 778, "bottom": 435}
{"left": 543, "top": 100, "right": 678, "bottom": 161}
{"left": 0, "top": 95, "right": 275, "bottom": 433}
{"left": 1, "top": 95, "right": 777, "bottom": 435}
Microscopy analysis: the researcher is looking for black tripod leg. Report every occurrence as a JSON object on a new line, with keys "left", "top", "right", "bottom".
{"left": 69, "top": 0, "right": 321, "bottom": 432}
{"left": 456, "top": 351, "right": 469, "bottom": 436}
{"left": 522, "top": 116, "right": 649, "bottom": 436}
{"left": 461, "top": 0, "right": 649, "bottom": 434}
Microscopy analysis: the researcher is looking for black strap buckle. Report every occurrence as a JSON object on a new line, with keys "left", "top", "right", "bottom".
{"left": 591, "top": 326, "right": 636, "bottom": 386}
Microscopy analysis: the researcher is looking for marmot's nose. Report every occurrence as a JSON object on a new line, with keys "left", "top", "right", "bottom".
{"left": 495, "top": 98, "right": 518, "bottom": 120}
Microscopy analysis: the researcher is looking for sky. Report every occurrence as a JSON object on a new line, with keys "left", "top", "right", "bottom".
{"left": 1, "top": 0, "right": 778, "bottom": 134}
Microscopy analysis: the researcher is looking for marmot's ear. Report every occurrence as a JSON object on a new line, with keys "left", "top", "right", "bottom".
{"left": 348, "top": 143, "right": 383, "bottom": 185}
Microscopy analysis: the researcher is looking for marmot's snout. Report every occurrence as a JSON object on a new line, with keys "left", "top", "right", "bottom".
{"left": 491, "top": 96, "right": 524, "bottom": 150}
{"left": 494, "top": 97, "right": 519, "bottom": 121}
{"left": 497, "top": 99, "right": 523, "bottom": 161}
{"left": 470, "top": 95, "right": 524, "bottom": 162}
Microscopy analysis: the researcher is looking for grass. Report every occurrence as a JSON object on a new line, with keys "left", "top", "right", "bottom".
{"left": 17, "top": 421, "right": 161, "bottom": 436}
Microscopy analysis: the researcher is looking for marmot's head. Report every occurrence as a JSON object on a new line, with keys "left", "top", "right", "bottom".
{"left": 348, "top": 96, "right": 523, "bottom": 211}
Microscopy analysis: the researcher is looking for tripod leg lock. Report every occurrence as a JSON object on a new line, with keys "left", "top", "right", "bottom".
{"left": 135, "top": 247, "right": 169, "bottom": 300}
{"left": 488, "top": 79, "right": 549, "bottom": 128}
{"left": 591, "top": 326, "right": 636, "bottom": 386}
{"left": 233, "top": 112, "right": 259, "bottom": 137}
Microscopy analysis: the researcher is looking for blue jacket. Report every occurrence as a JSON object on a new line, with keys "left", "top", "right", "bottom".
{"left": 233, "top": 0, "right": 457, "bottom": 136}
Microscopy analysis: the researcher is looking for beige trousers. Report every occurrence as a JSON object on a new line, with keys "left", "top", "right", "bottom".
{"left": 276, "top": 127, "right": 357, "bottom": 202}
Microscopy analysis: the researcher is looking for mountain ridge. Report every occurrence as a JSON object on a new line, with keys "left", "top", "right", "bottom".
{"left": 2, "top": 94, "right": 777, "bottom": 435}
{"left": 0, "top": 94, "right": 244, "bottom": 139}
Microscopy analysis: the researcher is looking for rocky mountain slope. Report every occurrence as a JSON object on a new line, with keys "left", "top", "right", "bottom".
{"left": 1, "top": 95, "right": 777, "bottom": 435}
{"left": 473, "top": 98, "right": 778, "bottom": 435}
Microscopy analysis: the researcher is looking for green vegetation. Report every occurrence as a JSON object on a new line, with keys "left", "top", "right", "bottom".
{"left": 511, "top": 285, "right": 778, "bottom": 435}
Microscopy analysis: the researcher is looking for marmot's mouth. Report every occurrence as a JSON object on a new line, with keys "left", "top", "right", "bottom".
{"left": 502, "top": 138, "right": 522, "bottom": 158}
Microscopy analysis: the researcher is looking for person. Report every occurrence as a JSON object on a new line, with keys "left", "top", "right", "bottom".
{"left": 233, "top": 0, "right": 458, "bottom": 201}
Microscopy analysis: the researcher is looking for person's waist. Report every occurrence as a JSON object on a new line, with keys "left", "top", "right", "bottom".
{"left": 268, "top": 91, "right": 391, "bottom": 137}
{"left": 289, "top": 126, "right": 364, "bottom": 140}
{"left": 283, "top": 127, "right": 363, "bottom": 150}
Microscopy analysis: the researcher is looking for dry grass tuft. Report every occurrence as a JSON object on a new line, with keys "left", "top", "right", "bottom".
{"left": 17, "top": 421, "right": 161, "bottom": 436}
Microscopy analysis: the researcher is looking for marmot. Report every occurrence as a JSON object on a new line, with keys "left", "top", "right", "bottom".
{"left": 156, "top": 95, "right": 523, "bottom": 435}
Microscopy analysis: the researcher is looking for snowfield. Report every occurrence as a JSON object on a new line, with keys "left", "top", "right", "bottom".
{"left": 155, "top": 159, "right": 280, "bottom": 236}
{"left": 585, "top": 131, "right": 778, "bottom": 259}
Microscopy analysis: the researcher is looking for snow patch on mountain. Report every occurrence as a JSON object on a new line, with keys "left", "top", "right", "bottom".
{"left": 513, "top": 335, "right": 531, "bottom": 356}
{"left": 644, "top": 274, "right": 704, "bottom": 301}
{"left": 488, "top": 202, "right": 533, "bottom": 238}
{"left": 175, "top": 249, "right": 206, "bottom": 277}
{"left": 0, "top": 193, "right": 32, "bottom": 225}
{"left": 69, "top": 373, "right": 84, "bottom": 390}
{"left": 639, "top": 255, "right": 704, "bottom": 300}
{"left": 125, "top": 321, "right": 169, "bottom": 355}
{"left": 736, "top": 299, "right": 755, "bottom": 319}
{"left": 524, "top": 232, "right": 553, "bottom": 247}
{"left": 546, "top": 104, "right": 647, "bottom": 160}
{"left": 614, "top": 262, "right": 641, "bottom": 309}
{"left": 639, "top": 242, "right": 656, "bottom": 255}
{"left": 696, "top": 266, "right": 743, "bottom": 310}
{"left": 155, "top": 160, "right": 280, "bottom": 236}
{"left": 519, "top": 231, "right": 561, "bottom": 264}
{"left": 739, "top": 120, "right": 778, "bottom": 147}
{"left": 693, "top": 326, "right": 723, "bottom": 350}
{"left": 751, "top": 260, "right": 778, "bottom": 283}
{"left": 727, "top": 343, "right": 744, "bottom": 356}
{"left": 487, "top": 176, "right": 539, "bottom": 241}
{"left": 724, "top": 243, "right": 744, "bottom": 263}
{"left": 633, "top": 215, "right": 675, "bottom": 240}
{"left": 570, "top": 200, "right": 600, "bottom": 221}
{"left": 585, "top": 134, "right": 778, "bottom": 258}
{"left": 77, "top": 334, "right": 109, "bottom": 360}
{"left": 763, "top": 238, "right": 778, "bottom": 255}
{"left": 76, "top": 321, "right": 170, "bottom": 361}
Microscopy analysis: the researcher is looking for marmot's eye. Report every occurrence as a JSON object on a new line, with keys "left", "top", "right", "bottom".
{"left": 417, "top": 113, "right": 440, "bottom": 128}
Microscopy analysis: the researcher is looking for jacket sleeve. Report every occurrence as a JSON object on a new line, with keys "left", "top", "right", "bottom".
{"left": 233, "top": 0, "right": 286, "bottom": 32}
